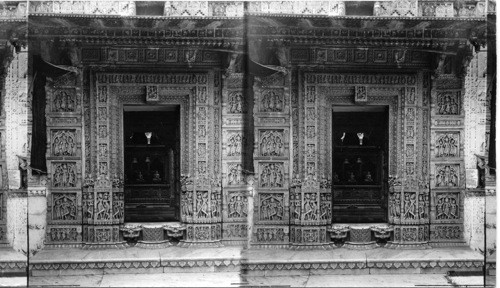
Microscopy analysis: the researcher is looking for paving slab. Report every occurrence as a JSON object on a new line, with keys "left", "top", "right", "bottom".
{"left": 0, "top": 277, "right": 27, "bottom": 287}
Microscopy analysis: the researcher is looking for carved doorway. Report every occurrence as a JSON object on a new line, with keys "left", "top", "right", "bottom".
{"left": 123, "top": 106, "right": 180, "bottom": 222}
{"left": 331, "top": 106, "right": 388, "bottom": 223}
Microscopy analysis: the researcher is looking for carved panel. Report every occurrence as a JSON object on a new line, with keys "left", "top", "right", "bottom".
{"left": 259, "top": 89, "right": 284, "bottom": 113}
{"left": 259, "top": 130, "right": 285, "bottom": 157}
{"left": 51, "top": 162, "right": 77, "bottom": 188}
{"left": 435, "top": 192, "right": 460, "bottom": 220}
{"left": 255, "top": 226, "right": 287, "bottom": 243}
{"left": 259, "top": 193, "right": 284, "bottom": 222}
{"left": 226, "top": 191, "right": 248, "bottom": 220}
{"left": 436, "top": 91, "right": 461, "bottom": 115}
{"left": 434, "top": 164, "right": 460, "bottom": 188}
{"left": 47, "top": 226, "right": 81, "bottom": 242}
{"left": 222, "top": 223, "right": 248, "bottom": 240}
{"left": 431, "top": 225, "right": 463, "bottom": 241}
{"left": 434, "top": 132, "right": 460, "bottom": 158}
{"left": 95, "top": 192, "right": 112, "bottom": 221}
{"left": 227, "top": 91, "right": 244, "bottom": 114}
{"left": 51, "top": 130, "right": 77, "bottom": 157}
{"left": 52, "top": 193, "right": 77, "bottom": 221}
{"left": 52, "top": 88, "right": 77, "bottom": 113}
{"left": 259, "top": 162, "right": 285, "bottom": 188}
{"left": 227, "top": 163, "right": 245, "bottom": 186}
{"left": 225, "top": 131, "right": 243, "bottom": 157}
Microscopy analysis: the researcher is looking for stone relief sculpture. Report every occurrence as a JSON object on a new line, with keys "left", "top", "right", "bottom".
{"left": 228, "top": 192, "right": 248, "bottom": 218}
{"left": 228, "top": 164, "right": 244, "bottom": 185}
{"left": 261, "top": 89, "right": 283, "bottom": 112}
{"left": 403, "top": 192, "right": 417, "bottom": 220}
{"left": 227, "top": 133, "right": 242, "bottom": 157}
{"left": 435, "top": 133, "right": 459, "bottom": 157}
{"left": 260, "top": 194, "right": 283, "bottom": 221}
{"left": 52, "top": 163, "right": 77, "bottom": 188}
{"left": 303, "top": 193, "right": 319, "bottom": 221}
{"left": 228, "top": 91, "right": 243, "bottom": 113}
{"left": 52, "top": 130, "right": 77, "bottom": 156}
{"left": 53, "top": 90, "right": 76, "bottom": 112}
{"left": 181, "top": 191, "right": 193, "bottom": 218}
{"left": 210, "top": 192, "right": 221, "bottom": 218}
{"left": 436, "top": 193, "right": 459, "bottom": 219}
{"left": 96, "top": 192, "right": 112, "bottom": 220}
{"left": 50, "top": 228, "right": 78, "bottom": 242}
{"left": 260, "top": 163, "right": 284, "bottom": 188}
{"left": 437, "top": 92, "right": 460, "bottom": 115}
{"left": 435, "top": 165, "right": 459, "bottom": 187}
{"left": 52, "top": 194, "right": 77, "bottom": 221}
{"left": 195, "top": 191, "right": 209, "bottom": 218}
{"left": 256, "top": 228, "right": 285, "bottom": 242}
{"left": 260, "top": 130, "right": 284, "bottom": 157}
{"left": 389, "top": 193, "right": 401, "bottom": 218}
{"left": 319, "top": 193, "right": 331, "bottom": 220}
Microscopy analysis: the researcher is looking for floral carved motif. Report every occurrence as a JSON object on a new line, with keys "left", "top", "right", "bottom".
{"left": 49, "top": 228, "right": 78, "bottom": 242}
{"left": 52, "top": 163, "right": 77, "bottom": 188}
{"left": 52, "top": 194, "right": 77, "bottom": 221}
{"left": 434, "top": 226, "right": 461, "bottom": 239}
{"left": 259, "top": 130, "right": 284, "bottom": 157}
{"left": 260, "top": 193, "right": 284, "bottom": 221}
{"left": 52, "top": 130, "right": 77, "bottom": 156}
{"left": 260, "top": 163, "right": 284, "bottom": 188}
{"left": 436, "top": 193, "right": 459, "bottom": 220}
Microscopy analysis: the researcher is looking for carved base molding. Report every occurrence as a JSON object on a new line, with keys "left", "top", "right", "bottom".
{"left": 136, "top": 241, "right": 172, "bottom": 249}
{"left": 44, "top": 243, "right": 83, "bottom": 249}
{"left": 82, "top": 242, "right": 128, "bottom": 250}
{"left": 248, "top": 243, "right": 290, "bottom": 250}
{"left": 288, "top": 243, "right": 334, "bottom": 250}
{"left": 177, "top": 240, "right": 224, "bottom": 248}
{"left": 344, "top": 242, "right": 379, "bottom": 250}
{"left": 385, "top": 242, "right": 433, "bottom": 249}
{"left": 0, "top": 262, "right": 27, "bottom": 273}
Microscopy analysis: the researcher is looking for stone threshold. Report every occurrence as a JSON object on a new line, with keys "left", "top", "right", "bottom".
{"left": 28, "top": 246, "right": 487, "bottom": 277}
{"left": 0, "top": 247, "right": 28, "bottom": 276}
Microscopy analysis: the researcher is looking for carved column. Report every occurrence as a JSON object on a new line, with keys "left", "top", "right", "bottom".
{"left": 428, "top": 66, "right": 466, "bottom": 244}
{"left": 251, "top": 72, "right": 290, "bottom": 248}
{"left": 221, "top": 72, "right": 248, "bottom": 245}
{"left": 44, "top": 72, "right": 84, "bottom": 248}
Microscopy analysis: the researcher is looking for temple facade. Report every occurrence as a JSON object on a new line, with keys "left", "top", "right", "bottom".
{"left": 0, "top": 0, "right": 495, "bottom": 268}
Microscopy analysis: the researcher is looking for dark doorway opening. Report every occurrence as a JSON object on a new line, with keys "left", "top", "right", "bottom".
{"left": 332, "top": 106, "right": 389, "bottom": 223}
{"left": 123, "top": 106, "right": 180, "bottom": 222}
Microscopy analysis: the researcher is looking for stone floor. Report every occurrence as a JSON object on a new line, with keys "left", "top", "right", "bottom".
{"left": 23, "top": 273, "right": 495, "bottom": 287}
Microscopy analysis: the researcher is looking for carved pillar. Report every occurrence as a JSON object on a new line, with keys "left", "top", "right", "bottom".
{"left": 178, "top": 70, "right": 222, "bottom": 246}
{"left": 221, "top": 72, "right": 248, "bottom": 245}
{"left": 251, "top": 72, "right": 290, "bottom": 248}
{"left": 428, "top": 65, "right": 466, "bottom": 245}
{"left": 44, "top": 72, "right": 85, "bottom": 248}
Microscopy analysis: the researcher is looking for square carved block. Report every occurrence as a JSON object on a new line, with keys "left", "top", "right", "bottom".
{"left": 51, "top": 192, "right": 80, "bottom": 224}
{"left": 258, "top": 88, "right": 285, "bottom": 113}
{"left": 50, "top": 161, "right": 80, "bottom": 189}
{"left": 82, "top": 225, "right": 120, "bottom": 243}
{"left": 223, "top": 130, "right": 244, "bottom": 158}
{"left": 431, "top": 163, "right": 462, "bottom": 189}
{"left": 432, "top": 131, "right": 461, "bottom": 159}
{"left": 253, "top": 225, "right": 289, "bottom": 244}
{"left": 50, "top": 88, "right": 78, "bottom": 113}
{"left": 393, "top": 225, "right": 429, "bottom": 243}
{"left": 185, "top": 223, "right": 221, "bottom": 242}
{"left": 49, "top": 129, "right": 80, "bottom": 158}
{"left": 290, "top": 225, "right": 328, "bottom": 244}
{"left": 257, "top": 161, "right": 288, "bottom": 189}
{"left": 223, "top": 190, "right": 249, "bottom": 222}
{"left": 222, "top": 223, "right": 248, "bottom": 240}
{"left": 257, "top": 129, "right": 288, "bottom": 158}
{"left": 431, "top": 191, "right": 461, "bottom": 223}
{"left": 256, "top": 192, "right": 288, "bottom": 224}
{"left": 430, "top": 224, "right": 463, "bottom": 242}
{"left": 46, "top": 225, "right": 82, "bottom": 243}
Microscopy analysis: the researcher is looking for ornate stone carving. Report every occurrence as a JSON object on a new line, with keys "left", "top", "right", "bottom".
{"left": 259, "top": 193, "right": 284, "bottom": 221}
{"left": 95, "top": 192, "right": 112, "bottom": 220}
{"left": 403, "top": 192, "right": 417, "bottom": 220}
{"left": 195, "top": 191, "right": 209, "bottom": 218}
{"left": 354, "top": 86, "right": 367, "bottom": 103}
{"left": 226, "top": 132, "right": 243, "bottom": 157}
{"left": 228, "top": 191, "right": 248, "bottom": 219}
{"left": 319, "top": 193, "right": 332, "bottom": 220}
{"left": 260, "top": 163, "right": 284, "bottom": 188}
{"left": 52, "top": 130, "right": 77, "bottom": 157}
{"left": 260, "top": 89, "right": 284, "bottom": 112}
{"left": 303, "top": 193, "right": 319, "bottom": 221}
{"left": 256, "top": 227, "right": 285, "bottom": 242}
{"left": 181, "top": 191, "right": 193, "bottom": 218}
{"left": 228, "top": 164, "right": 245, "bottom": 185}
{"left": 228, "top": 91, "right": 244, "bottom": 113}
{"left": 223, "top": 224, "right": 247, "bottom": 239}
{"left": 259, "top": 130, "right": 284, "bottom": 157}
{"left": 389, "top": 193, "right": 401, "bottom": 219}
{"left": 435, "top": 164, "right": 460, "bottom": 187}
{"left": 434, "top": 225, "right": 462, "bottom": 240}
{"left": 52, "top": 163, "right": 77, "bottom": 188}
{"left": 53, "top": 89, "right": 76, "bottom": 112}
{"left": 435, "top": 133, "right": 459, "bottom": 158}
{"left": 52, "top": 194, "right": 77, "bottom": 221}
{"left": 48, "top": 228, "right": 78, "bottom": 242}
{"left": 437, "top": 91, "right": 460, "bottom": 115}
{"left": 436, "top": 193, "right": 459, "bottom": 220}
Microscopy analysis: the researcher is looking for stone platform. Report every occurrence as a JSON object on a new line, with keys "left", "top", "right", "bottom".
{"left": 0, "top": 248, "right": 27, "bottom": 277}
{"left": 28, "top": 246, "right": 487, "bottom": 277}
